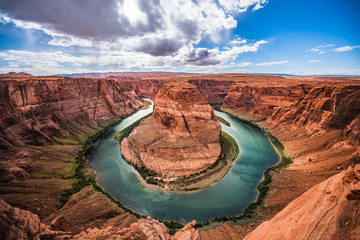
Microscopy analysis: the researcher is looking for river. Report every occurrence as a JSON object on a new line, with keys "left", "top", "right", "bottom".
{"left": 86, "top": 100, "right": 279, "bottom": 223}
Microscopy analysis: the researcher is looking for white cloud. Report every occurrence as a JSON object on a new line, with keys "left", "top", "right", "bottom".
{"left": 256, "top": 60, "right": 289, "bottom": 66}
{"left": 218, "top": 0, "right": 268, "bottom": 13}
{"left": 230, "top": 38, "right": 247, "bottom": 45}
{"left": 306, "top": 44, "right": 334, "bottom": 54}
{"left": 0, "top": 39, "right": 267, "bottom": 75}
{"left": 0, "top": 0, "right": 271, "bottom": 73}
{"left": 308, "top": 60, "right": 321, "bottom": 63}
{"left": 0, "top": 0, "right": 240, "bottom": 56}
{"left": 235, "top": 62, "right": 253, "bottom": 67}
{"left": 333, "top": 45, "right": 360, "bottom": 52}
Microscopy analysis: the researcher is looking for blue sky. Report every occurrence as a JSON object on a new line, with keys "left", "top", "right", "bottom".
{"left": 0, "top": 0, "right": 359, "bottom": 75}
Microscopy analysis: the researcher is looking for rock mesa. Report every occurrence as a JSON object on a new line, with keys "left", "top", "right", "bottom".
{"left": 121, "top": 81, "right": 221, "bottom": 178}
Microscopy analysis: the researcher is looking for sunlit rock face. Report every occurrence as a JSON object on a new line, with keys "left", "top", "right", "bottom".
{"left": 121, "top": 81, "right": 221, "bottom": 178}
{"left": 223, "top": 84, "right": 360, "bottom": 143}
{"left": 244, "top": 163, "right": 360, "bottom": 240}
{"left": 0, "top": 77, "right": 144, "bottom": 148}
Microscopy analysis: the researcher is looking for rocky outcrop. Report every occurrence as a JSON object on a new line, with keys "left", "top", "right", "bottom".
{"left": 127, "top": 78, "right": 166, "bottom": 99}
{"left": 271, "top": 85, "right": 360, "bottom": 140}
{"left": 244, "top": 163, "right": 360, "bottom": 240}
{"left": 121, "top": 81, "right": 221, "bottom": 178}
{"left": 187, "top": 78, "right": 236, "bottom": 104}
{"left": 73, "top": 217, "right": 200, "bottom": 240}
{"left": 223, "top": 84, "right": 311, "bottom": 120}
{"left": 173, "top": 220, "right": 200, "bottom": 240}
{"left": 45, "top": 187, "right": 137, "bottom": 234}
{"left": 0, "top": 77, "right": 144, "bottom": 148}
{"left": 0, "top": 196, "right": 200, "bottom": 240}
{"left": 223, "top": 84, "right": 360, "bottom": 144}
{"left": 0, "top": 198, "right": 42, "bottom": 240}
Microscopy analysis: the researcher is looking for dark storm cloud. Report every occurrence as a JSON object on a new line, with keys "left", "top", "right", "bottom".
{"left": 185, "top": 49, "right": 221, "bottom": 66}
{"left": 137, "top": 38, "right": 183, "bottom": 56}
{"left": 175, "top": 19, "right": 199, "bottom": 42}
{"left": 0, "top": 0, "right": 245, "bottom": 59}
{"left": 0, "top": 0, "right": 163, "bottom": 39}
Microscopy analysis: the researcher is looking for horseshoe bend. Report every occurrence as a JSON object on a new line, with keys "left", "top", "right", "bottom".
{"left": 120, "top": 81, "right": 223, "bottom": 183}
{"left": 0, "top": 73, "right": 359, "bottom": 240}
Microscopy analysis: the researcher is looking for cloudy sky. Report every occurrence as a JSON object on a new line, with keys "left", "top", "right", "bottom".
{"left": 0, "top": 0, "right": 359, "bottom": 75}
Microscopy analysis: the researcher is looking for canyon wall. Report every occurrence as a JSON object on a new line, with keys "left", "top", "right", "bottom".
{"left": 126, "top": 77, "right": 243, "bottom": 104}
{"left": 121, "top": 81, "right": 221, "bottom": 178}
{"left": 223, "top": 84, "right": 360, "bottom": 143}
{"left": 223, "top": 84, "right": 312, "bottom": 120}
{"left": 270, "top": 85, "right": 360, "bottom": 144}
{"left": 244, "top": 163, "right": 360, "bottom": 240}
{"left": 127, "top": 78, "right": 166, "bottom": 99}
{"left": 0, "top": 77, "right": 144, "bottom": 148}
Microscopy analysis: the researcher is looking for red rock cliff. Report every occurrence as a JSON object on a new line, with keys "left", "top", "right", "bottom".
{"left": 223, "top": 84, "right": 360, "bottom": 144}
{"left": 271, "top": 85, "right": 360, "bottom": 143}
{"left": 121, "top": 81, "right": 221, "bottom": 178}
{"left": 223, "top": 84, "right": 311, "bottom": 120}
{"left": 0, "top": 77, "right": 144, "bottom": 148}
{"left": 244, "top": 163, "right": 360, "bottom": 240}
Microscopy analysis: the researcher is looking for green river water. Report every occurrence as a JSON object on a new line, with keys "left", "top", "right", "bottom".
{"left": 86, "top": 101, "right": 279, "bottom": 223}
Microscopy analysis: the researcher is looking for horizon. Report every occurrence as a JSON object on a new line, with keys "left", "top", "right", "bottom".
{"left": 0, "top": 0, "right": 359, "bottom": 76}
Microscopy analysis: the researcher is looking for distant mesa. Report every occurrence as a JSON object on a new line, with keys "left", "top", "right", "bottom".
{"left": 0, "top": 72, "right": 33, "bottom": 78}
{"left": 121, "top": 81, "right": 222, "bottom": 179}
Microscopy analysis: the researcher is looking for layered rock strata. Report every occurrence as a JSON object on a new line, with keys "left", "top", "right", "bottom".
{"left": 121, "top": 81, "right": 221, "bottom": 178}
{"left": 126, "top": 73, "right": 286, "bottom": 104}
{"left": 0, "top": 77, "right": 144, "bottom": 148}
{"left": 223, "top": 84, "right": 312, "bottom": 120}
{"left": 244, "top": 163, "right": 360, "bottom": 240}
{"left": 223, "top": 84, "right": 360, "bottom": 144}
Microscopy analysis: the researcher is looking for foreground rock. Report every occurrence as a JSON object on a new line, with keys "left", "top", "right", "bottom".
{"left": 244, "top": 163, "right": 360, "bottom": 240}
{"left": 121, "top": 81, "right": 221, "bottom": 178}
{"left": 1, "top": 196, "right": 200, "bottom": 240}
{"left": 45, "top": 187, "right": 136, "bottom": 234}
{"left": 73, "top": 217, "right": 200, "bottom": 240}
{"left": 0, "top": 198, "right": 42, "bottom": 240}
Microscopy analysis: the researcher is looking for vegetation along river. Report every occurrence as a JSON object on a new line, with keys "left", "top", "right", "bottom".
{"left": 86, "top": 100, "right": 279, "bottom": 223}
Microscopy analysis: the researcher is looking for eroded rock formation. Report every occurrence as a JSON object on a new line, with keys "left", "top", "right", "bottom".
{"left": 271, "top": 85, "right": 360, "bottom": 141}
{"left": 73, "top": 217, "right": 200, "bottom": 240}
{"left": 121, "top": 81, "right": 221, "bottom": 178}
{"left": 0, "top": 198, "right": 42, "bottom": 240}
{"left": 244, "top": 163, "right": 360, "bottom": 240}
{"left": 223, "top": 84, "right": 360, "bottom": 144}
{"left": 0, "top": 196, "right": 200, "bottom": 240}
{"left": 0, "top": 77, "right": 144, "bottom": 149}
{"left": 223, "top": 84, "right": 312, "bottom": 120}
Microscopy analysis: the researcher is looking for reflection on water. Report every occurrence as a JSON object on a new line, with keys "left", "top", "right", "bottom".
{"left": 86, "top": 101, "right": 278, "bottom": 223}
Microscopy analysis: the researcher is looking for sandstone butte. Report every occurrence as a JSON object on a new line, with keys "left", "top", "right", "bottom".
{"left": 121, "top": 81, "right": 222, "bottom": 178}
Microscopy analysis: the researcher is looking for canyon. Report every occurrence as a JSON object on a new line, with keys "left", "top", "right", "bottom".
{"left": 0, "top": 73, "right": 359, "bottom": 239}
{"left": 121, "top": 81, "right": 221, "bottom": 179}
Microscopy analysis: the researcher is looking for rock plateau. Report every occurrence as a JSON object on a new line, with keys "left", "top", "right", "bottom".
{"left": 121, "top": 81, "right": 221, "bottom": 178}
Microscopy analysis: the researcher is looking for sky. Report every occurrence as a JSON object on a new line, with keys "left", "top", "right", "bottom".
{"left": 0, "top": 0, "right": 359, "bottom": 76}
